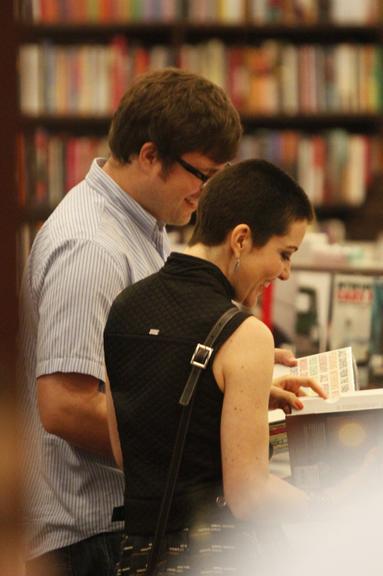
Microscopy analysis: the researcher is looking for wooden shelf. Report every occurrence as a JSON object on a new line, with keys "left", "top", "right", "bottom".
{"left": 20, "top": 113, "right": 383, "bottom": 132}
{"left": 242, "top": 113, "right": 382, "bottom": 131}
{"left": 293, "top": 259, "right": 383, "bottom": 276}
{"left": 19, "top": 22, "right": 176, "bottom": 43}
{"left": 314, "top": 204, "right": 361, "bottom": 218}
{"left": 19, "top": 202, "right": 367, "bottom": 225}
{"left": 183, "top": 23, "right": 383, "bottom": 43}
{"left": 20, "top": 114, "right": 111, "bottom": 133}
{"left": 19, "top": 22, "right": 382, "bottom": 43}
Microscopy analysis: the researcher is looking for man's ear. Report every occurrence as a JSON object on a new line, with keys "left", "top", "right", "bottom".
{"left": 138, "top": 142, "right": 159, "bottom": 171}
{"left": 229, "top": 224, "right": 252, "bottom": 257}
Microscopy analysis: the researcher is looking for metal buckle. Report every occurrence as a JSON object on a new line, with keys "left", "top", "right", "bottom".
{"left": 216, "top": 495, "right": 227, "bottom": 508}
{"left": 190, "top": 343, "right": 213, "bottom": 369}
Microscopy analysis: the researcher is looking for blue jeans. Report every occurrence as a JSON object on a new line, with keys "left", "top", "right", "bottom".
{"left": 26, "top": 532, "right": 123, "bottom": 576}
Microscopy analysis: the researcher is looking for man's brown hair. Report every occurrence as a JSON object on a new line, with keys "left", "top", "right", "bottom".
{"left": 108, "top": 68, "right": 242, "bottom": 167}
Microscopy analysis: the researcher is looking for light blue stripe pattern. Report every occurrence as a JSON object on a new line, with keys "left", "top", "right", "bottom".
{"left": 20, "top": 158, "right": 170, "bottom": 558}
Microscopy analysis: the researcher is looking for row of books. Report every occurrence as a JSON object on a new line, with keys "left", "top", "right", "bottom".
{"left": 239, "top": 131, "right": 381, "bottom": 206}
{"left": 17, "top": 131, "right": 109, "bottom": 209}
{"left": 19, "top": 40, "right": 383, "bottom": 115}
{"left": 250, "top": 0, "right": 380, "bottom": 24}
{"left": 19, "top": 0, "right": 381, "bottom": 24}
{"left": 19, "top": 40, "right": 174, "bottom": 115}
{"left": 18, "top": 129, "right": 380, "bottom": 210}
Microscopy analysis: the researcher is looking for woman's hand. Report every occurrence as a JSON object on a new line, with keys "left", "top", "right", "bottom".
{"left": 274, "top": 347, "right": 297, "bottom": 367}
{"left": 269, "top": 375, "right": 327, "bottom": 413}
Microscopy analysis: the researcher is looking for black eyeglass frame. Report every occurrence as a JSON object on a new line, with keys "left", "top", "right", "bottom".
{"left": 176, "top": 157, "right": 210, "bottom": 183}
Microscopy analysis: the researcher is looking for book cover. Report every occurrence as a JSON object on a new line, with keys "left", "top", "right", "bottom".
{"left": 286, "top": 389, "right": 383, "bottom": 492}
{"left": 19, "top": 44, "right": 42, "bottom": 115}
{"left": 330, "top": 274, "right": 374, "bottom": 364}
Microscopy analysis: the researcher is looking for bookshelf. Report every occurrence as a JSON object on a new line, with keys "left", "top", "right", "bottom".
{"left": 16, "top": 1, "right": 383, "bottom": 263}
{"left": 293, "top": 258, "right": 383, "bottom": 277}
{"left": 1, "top": 3, "right": 18, "bottom": 390}
{"left": 0, "top": 1, "right": 22, "bottom": 571}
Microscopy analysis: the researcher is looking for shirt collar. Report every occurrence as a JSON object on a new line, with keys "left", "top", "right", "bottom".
{"left": 162, "top": 252, "right": 235, "bottom": 300}
{"left": 86, "top": 158, "right": 166, "bottom": 248}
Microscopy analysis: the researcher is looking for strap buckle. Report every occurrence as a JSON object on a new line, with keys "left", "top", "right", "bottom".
{"left": 190, "top": 343, "right": 213, "bottom": 369}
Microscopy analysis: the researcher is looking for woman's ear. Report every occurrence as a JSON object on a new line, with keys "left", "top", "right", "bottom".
{"left": 229, "top": 224, "right": 252, "bottom": 257}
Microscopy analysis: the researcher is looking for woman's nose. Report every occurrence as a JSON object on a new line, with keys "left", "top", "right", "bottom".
{"left": 278, "top": 262, "right": 291, "bottom": 281}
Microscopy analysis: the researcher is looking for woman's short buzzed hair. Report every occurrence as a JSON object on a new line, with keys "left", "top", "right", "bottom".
{"left": 108, "top": 68, "right": 242, "bottom": 167}
{"left": 189, "top": 159, "right": 314, "bottom": 247}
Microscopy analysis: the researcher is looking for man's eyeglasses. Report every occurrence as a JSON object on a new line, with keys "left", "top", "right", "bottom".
{"left": 176, "top": 157, "right": 210, "bottom": 184}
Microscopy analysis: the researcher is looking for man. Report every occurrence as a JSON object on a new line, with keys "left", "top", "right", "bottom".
{"left": 21, "top": 68, "right": 242, "bottom": 576}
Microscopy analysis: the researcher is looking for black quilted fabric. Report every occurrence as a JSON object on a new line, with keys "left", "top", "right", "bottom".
{"left": 104, "top": 253, "right": 250, "bottom": 533}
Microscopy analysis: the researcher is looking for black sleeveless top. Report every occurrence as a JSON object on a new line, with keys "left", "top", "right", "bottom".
{"left": 104, "top": 253, "right": 251, "bottom": 534}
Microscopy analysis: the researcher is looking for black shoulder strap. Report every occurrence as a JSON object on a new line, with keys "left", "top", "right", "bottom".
{"left": 146, "top": 306, "right": 241, "bottom": 575}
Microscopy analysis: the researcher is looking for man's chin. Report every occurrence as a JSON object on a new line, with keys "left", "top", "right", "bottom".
{"left": 169, "top": 212, "right": 194, "bottom": 227}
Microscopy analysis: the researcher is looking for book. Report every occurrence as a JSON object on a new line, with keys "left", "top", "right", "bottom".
{"left": 286, "top": 389, "right": 383, "bottom": 492}
{"left": 269, "top": 346, "right": 357, "bottom": 456}
{"left": 329, "top": 275, "right": 374, "bottom": 364}
{"left": 272, "top": 346, "right": 357, "bottom": 398}
{"left": 269, "top": 410, "right": 289, "bottom": 454}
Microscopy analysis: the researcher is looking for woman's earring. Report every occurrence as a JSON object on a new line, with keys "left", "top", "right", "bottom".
{"left": 234, "top": 258, "right": 240, "bottom": 273}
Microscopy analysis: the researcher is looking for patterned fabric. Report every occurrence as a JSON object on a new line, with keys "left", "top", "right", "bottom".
{"left": 105, "top": 253, "right": 251, "bottom": 533}
{"left": 20, "top": 157, "right": 170, "bottom": 558}
{"left": 105, "top": 253, "right": 258, "bottom": 573}
{"left": 115, "top": 522, "right": 260, "bottom": 575}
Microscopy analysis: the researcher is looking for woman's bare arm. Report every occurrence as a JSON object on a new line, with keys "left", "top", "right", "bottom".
{"left": 213, "top": 316, "right": 308, "bottom": 523}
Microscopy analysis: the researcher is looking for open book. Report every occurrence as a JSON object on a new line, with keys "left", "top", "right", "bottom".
{"left": 270, "top": 348, "right": 383, "bottom": 490}
{"left": 273, "top": 346, "right": 357, "bottom": 397}
{"left": 268, "top": 347, "right": 357, "bottom": 451}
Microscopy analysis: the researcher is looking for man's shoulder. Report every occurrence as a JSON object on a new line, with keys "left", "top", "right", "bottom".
{"left": 46, "top": 182, "right": 107, "bottom": 241}
{"left": 33, "top": 183, "right": 130, "bottom": 258}
{"left": 28, "top": 216, "right": 130, "bottom": 293}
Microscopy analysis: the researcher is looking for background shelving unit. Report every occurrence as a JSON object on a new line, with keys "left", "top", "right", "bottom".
{"left": 0, "top": 1, "right": 22, "bottom": 570}
{"left": 16, "top": 1, "right": 383, "bottom": 267}
{"left": 2, "top": 3, "right": 18, "bottom": 389}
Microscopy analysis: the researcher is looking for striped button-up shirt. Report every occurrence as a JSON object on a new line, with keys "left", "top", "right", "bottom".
{"left": 20, "top": 158, "right": 170, "bottom": 558}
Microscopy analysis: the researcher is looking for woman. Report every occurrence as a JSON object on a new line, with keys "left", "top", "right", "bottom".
{"left": 104, "top": 159, "right": 325, "bottom": 575}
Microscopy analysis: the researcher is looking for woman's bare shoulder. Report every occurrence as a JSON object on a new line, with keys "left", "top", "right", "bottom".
{"left": 213, "top": 315, "right": 274, "bottom": 389}
{"left": 227, "top": 315, "right": 274, "bottom": 348}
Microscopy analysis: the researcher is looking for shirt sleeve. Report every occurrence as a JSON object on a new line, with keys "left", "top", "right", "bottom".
{"left": 36, "top": 239, "right": 129, "bottom": 381}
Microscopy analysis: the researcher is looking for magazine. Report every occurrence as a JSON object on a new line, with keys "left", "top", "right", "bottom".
{"left": 272, "top": 346, "right": 357, "bottom": 398}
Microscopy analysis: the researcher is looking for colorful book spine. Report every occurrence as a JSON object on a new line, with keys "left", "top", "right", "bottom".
{"left": 237, "top": 131, "right": 380, "bottom": 207}
{"left": 19, "top": 41, "right": 383, "bottom": 115}
{"left": 17, "top": 129, "right": 379, "bottom": 213}
{"left": 22, "top": 0, "right": 378, "bottom": 23}
{"left": 17, "top": 131, "right": 109, "bottom": 209}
